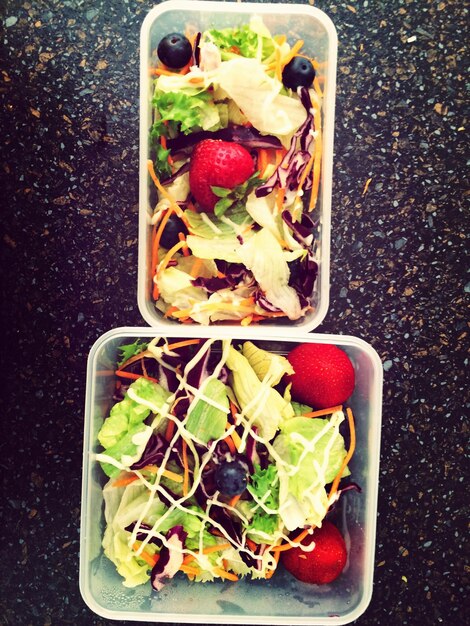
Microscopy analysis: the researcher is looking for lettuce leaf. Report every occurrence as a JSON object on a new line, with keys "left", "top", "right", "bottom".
{"left": 185, "top": 378, "right": 229, "bottom": 443}
{"left": 184, "top": 205, "right": 253, "bottom": 239}
{"left": 151, "top": 90, "right": 226, "bottom": 140}
{"left": 237, "top": 228, "right": 302, "bottom": 319}
{"left": 273, "top": 413, "right": 350, "bottom": 531}
{"left": 241, "top": 341, "right": 294, "bottom": 386}
{"left": 205, "top": 17, "right": 275, "bottom": 62}
{"left": 217, "top": 58, "right": 306, "bottom": 145}
{"left": 97, "top": 378, "right": 171, "bottom": 477}
{"left": 225, "top": 343, "right": 294, "bottom": 441}
{"left": 246, "top": 464, "right": 280, "bottom": 539}
{"left": 186, "top": 234, "right": 247, "bottom": 263}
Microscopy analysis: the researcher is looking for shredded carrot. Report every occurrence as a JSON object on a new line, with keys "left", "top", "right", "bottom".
{"left": 118, "top": 350, "right": 152, "bottom": 371}
{"left": 328, "top": 407, "right": 356, "bottom": 499}
{"left": 228, "top": 494, "right": 241, "bottom": 508}
{"left": 301, "top": 405, "right": 343, "bottom": 418}
{"left": 281, "top": 39, "right": 304, "bottom": 72}
{"left": 166, "top": 339, "right": 201, "bottom": 351}
{"left": 216, "top": 270, "right": 227, "bottom": 279}
{"left": 180, "top": 564, "right": 200, "bottom": 576}
{"left": 257, "top": 148, "right": 269, "bottom": 177}
{"left": 275, "top": 187, "right": 285, "bottom": 213}
{"left": 164, "top": 305, "right": 178, "bottom": 318}
{"left": 275, "top": 34, "right": 286, "bottom": 45}
{"left": 114, "top": 370, "right": 159, "bottom": 384}
{"left": 112, "top": 464, "right": 183, "bottom": 487}
{"left": 182, "top": 543, "right": 232, "bottom": 565}
{"left": 112, "top": 474, "right": 139, "bottom": 488}
{"left": 147, "top": 160, "right": 184, "bottom": 218}
{"left": 246, "top": 538, "right": 257, "bottom": 552}
{"left": 165, "top": 418, "right": 176, "bottom": 442}
{"left": 274, "top": 148, "right": 286, "bottom": 169}
{"left": 223, "top": 429, "right": 237, "bottom": 455}
{"left": 157, "top": 240, "right": 186, "bottom": 276}
{"left": 151, "top": 67, "right": 178, "bottom": 76}
{"left": 178, "top": 231, "right": 190, "bottom": 257}
{"left": 152, "top": 208, "right": 175, "bottom": 272}
{"left": 190, "top": 256, "right": 204, "bottom": 278}
{"left": 182, "top": 439, "right": 189, "bottom": 497}
{"left": 132, "top": 543, "right": 158, "bottom": 567}
{"left": 297, "top": 149, "right": 316, "bottom": 194}
{"left": 213, "top": 567, "right": 239, "bottom": 582}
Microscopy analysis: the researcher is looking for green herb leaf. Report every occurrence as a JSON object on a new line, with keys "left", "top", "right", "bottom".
{"left": 210, "top": 172, "right": 265, "bottom": 218}
{"left": 117, "top": 339, "right": 148, "bottom": 367}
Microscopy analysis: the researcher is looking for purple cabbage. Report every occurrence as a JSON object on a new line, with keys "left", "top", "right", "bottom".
{"left": 167, "top": 125, "right": 282, "bottom": 153}
{"left": 255, "top": 87, "right": 315, "bottom": 199}
{"left": 125, "top": 522, "right": 158, "bottom": 544}
{"left": 282, "top": 210, "right": 316, "bottom": 248}
{"left": 131, "top": 433, "right": 167, "bottom": 470}
{"left": 191, "top": 262, "right": 254, "bottom": 294}
{"left": 287, "top": 254, "right": 318, "bottom": 300}
{"left": 150, "top": 526, "right": 188, "bottom": 591}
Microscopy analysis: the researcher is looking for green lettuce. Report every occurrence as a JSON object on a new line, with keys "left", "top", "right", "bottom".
{"left": 183, "top": 205, "right": 253, "bottom": 239}
{"left": 237, "top": 228, "right": 302, "bottom": 320}
{"left": 273, "top": 413, "right": 350, "bottom": 531}
{"left": 246, "top": 464, "right": 280, "bottom": 539}
{"left": 98, "top": 378, "right": 171, "bottom": 478}
{"left": 185, "top": 378, "right": 229, "bottom": 443}
{"left": 241, "top": 341, "right": 294, "bottom": 386}
{"left": 151, "top": 90, "right": 226, "bottom": 138}
{"left": 205, "top": 17, "right": 275, "bottom": 62}
{"left": 225, "top": 343, "right": 294, "bottom": 441}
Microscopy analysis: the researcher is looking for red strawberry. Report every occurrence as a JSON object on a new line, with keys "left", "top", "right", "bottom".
{"left": 281, "top": 521, "right": 347, "bottom": 585}
{"left": 284, "top": 343, "right": 355, "bottom": 409}
{"left": 189, "top": 139, "right": 255, "bottom": 211}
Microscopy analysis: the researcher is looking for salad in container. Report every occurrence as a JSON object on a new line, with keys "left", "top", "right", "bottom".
{"left": 138, "top": 1, "right": 337, "bottom": 330}
{"left": 80, "top": 328, "right": 382, "bottom": 624}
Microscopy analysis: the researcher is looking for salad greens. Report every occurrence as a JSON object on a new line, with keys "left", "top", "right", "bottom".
{"left": 96, "top": 337, "right": 355, "bottom": 590}
{"left": 148, "top": 17, "right": 322, "bottom": 324}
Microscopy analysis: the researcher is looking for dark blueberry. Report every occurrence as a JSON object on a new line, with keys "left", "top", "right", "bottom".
{"left": 282, "top": 56, "right": 316, "bottom": 90}
{"left": 160, "top": 215, "right": 187, "bottom": 250}
{"left": 157, "top": 33, "right": 192, "bottom": 69}
{"left": 214, "top": 460, "right": 248, "bottom": 496}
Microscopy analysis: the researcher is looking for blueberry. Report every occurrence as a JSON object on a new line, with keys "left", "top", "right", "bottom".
{"left": 214, "top": 460, "right": 248, "bottom": 496}
{"left": 160, "top": 215, "right": 187, "bottom": 250}
{"left": 282, "top": 56, "right": 315, "bottom": 90}
{"left": 157, "top": 33, "right": 192, "bottom": 69}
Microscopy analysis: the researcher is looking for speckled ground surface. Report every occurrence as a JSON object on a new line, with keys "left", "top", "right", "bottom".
{"left": 1, "top": 0, "right": 468, "bottom": 624}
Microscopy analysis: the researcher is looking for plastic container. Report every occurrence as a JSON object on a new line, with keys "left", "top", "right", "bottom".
{"left": 138, "top": 1, "right": 337, "bottom": 332}
{"left": 79, "top": 327, "right": 382, "bottom": 624}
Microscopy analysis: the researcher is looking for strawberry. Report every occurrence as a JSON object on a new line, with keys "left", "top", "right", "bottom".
{"left": 281, "top": 521, "right": 347, "bottom": 585}
{"left": 284, "top": 343, "right": 355, "bottom": 409}
{"left": 189, "top": 139, "right": 255, "bottom": 211}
